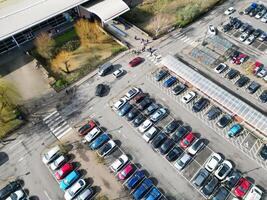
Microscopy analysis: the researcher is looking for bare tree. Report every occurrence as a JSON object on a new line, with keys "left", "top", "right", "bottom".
{"left": 51, "top": 51, "right": 75, "bottom": 74}
{"left": 34, "top": 32, "right": 55, "bottom": 59}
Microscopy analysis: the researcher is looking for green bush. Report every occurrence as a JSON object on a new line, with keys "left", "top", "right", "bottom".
{"left": 54, "top": 79, "right": 68, "bottom": 90}
{"left": 176, "top": 4, "right": 201, "bottom": 27}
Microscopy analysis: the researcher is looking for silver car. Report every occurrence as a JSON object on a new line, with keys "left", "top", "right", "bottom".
{"left": 74, "top": 187, "right": 94, "bottom": 200}
{"left": 150, "top": 108, "right": 167, "bottom": 122}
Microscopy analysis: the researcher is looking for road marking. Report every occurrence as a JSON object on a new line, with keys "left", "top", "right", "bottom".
{"left": 6, "top": 140, "right": 22, "bottom": 151}
{"left": 18, "top": 157, "right": 25, "bottom": 163}
{"left": 44, "top": 190, "right": 52, "bottom": 200}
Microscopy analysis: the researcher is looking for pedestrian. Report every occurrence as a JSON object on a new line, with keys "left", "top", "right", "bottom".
{"left": 146, "top": 39, "right": 149, "bottom": 44}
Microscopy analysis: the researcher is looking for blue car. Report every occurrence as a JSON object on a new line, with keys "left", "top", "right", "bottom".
{"left": 59, "top": 170, "right": 80, "bottom": 191}
{"left": 126, "top": 170, "right": 145, "bottom": 190}
{"left": 89, "top": 133, "right": 109, "bottom": 150}
{"left": 132, "top": 178, "right": 153, "bottom": 200}
{"left": 144, "top": 187, "right": 161, "bottom": 200}
{"left": 163, "top": 76, "right": 177, "bottom": 87}
{"left": 227, "top": 124, "right": 243, "bottom": 138}
{"left": 118, "top": 102, "right": 133, "bottom": 116}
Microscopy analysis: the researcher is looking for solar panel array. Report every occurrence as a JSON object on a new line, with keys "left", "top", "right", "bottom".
{"left": 206, "top": 35, "right": 233, "bottom": 53}
{"left": 190, "top": 48, "right": 216, "bottom": 66}
{"left": 161, "top": 55, "right": 267, "bottom": 135}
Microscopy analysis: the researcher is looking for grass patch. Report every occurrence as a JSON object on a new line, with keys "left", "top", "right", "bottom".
{"left": 55, "top": 29, "right": 78, "bottom": 47}
{"left": 96, "top": 195, "right": 109, "bottom": 200}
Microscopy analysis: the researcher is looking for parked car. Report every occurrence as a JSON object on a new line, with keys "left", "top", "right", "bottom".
{"left": 244, "top": 3, "right": 257, "bottom": 15}
{"left": 163, "top": 76, "right": 177, "bottom": 87}
{"left": 55, "top": 163, "right": 74, "bottom": 180}
{"left": 42, "top": 145, "right": 61, "bottom": 164}
{"left": 261, "top": 12, "right": 267, "bottom": 22}
{"left": 155, "top": 69, "right": 168, "bottom": 81}
{"left": 214, "top": 63, "right": 228, "bottom": 73}
{"left": 6, "top": 189, "right": 25, "bottom": 200}
{"left": 89, "top": 133, "right": 109, "bottom": 150}
{"left": 126, "top": 108, "right": 139, "bottom": 121}
{"left": 151, "top": 132, "right": 167, "bottom": 149}
{"left": 132, "top": 114, "right": 146, "bottom": 127}
{"left": 143, "top": 126, "right": 158, "bottom": 143}
{"left": 208, "top": 25, "right": 217, "bottom": 35}
{"left": 95, "top": 84, "right": 106, "bottom": 97}
{"left": 229, "top": 17, "right": 238, "bottom": 26}
{"left": 223, "top": 23, "right": 232, "bottom": 32}
{"left": 118, "top": 102, "right": 133, "bottom": 116}
{"left": 192, "top": 97, "right": 209, "bottom": 112}
{"left": 232, "top": 53, "right": 248, "bottom": 65}
{"left": 138, "top": 97, "right": 152, "bottom": 110}
{"left": 257, "top": 68, "right": 267, "bottom": 78}
{"left": 227, "top": 124, "right": 243, "bottom": 138}
{"left": 193, "top": 168, "right": 210, "bottom": 188}
{"left": 84, "top": 127, "right": 101, "bottom": 143}
{"left": 233, "top": 19, "right": 242, "bottom": 29}
{"left": 214, "top": 160, "right": 233, "bottom": 180}
{"left": 129, "top": 57, "right": 143, "bottom": 67}
{"left": 244, "top": 34, "right": 256, "bottom": 45}
{"left": 187, "top": 138, "right": 205, "bottom": 155}
{"left": 172, "top": 83, "right": 186, "bottom": 95}
{"left": 256, "top": 7, "right": 266, "bottom": 18}
{"left": 217, "top": 114, "right": 232, "bottom": 128}
{"left": 253, "top": 28, "right": 262, "bottom": 38}
{"left": 138, "top": 119, "right": 153, "bottom": 133}
{"left": 259, "top": 144, "right": 267, "bottom": 160}
{"left": 131, "top": 93, "right": 147, "bottom": 104}
{"left": 144, "top": 187, "right": 161, "bottom": 200}
{"left": 118, "top": 164, "right": 135, "bottom": 180}
{"left": 226, "top": 68, "right": 239, "bottom": 79}
{"left": 132, "top": 178, "right": 153, "bottom": 200}
{"left": 74, "top": 187, "right": 94, "bottom": 200}
{"left": 113, "top": 69, "right": 124, "bottom": 78}
{"left": 179, "top": 132, "right": 196, "bottom": 149}
{"left": 205, "top": 153, "right": 223, "bottom": 172}
{"left": 126, "top": 170, "right": 145, "bottom": 190}
{"left": 259, "top": 90, "right": 267, "bottom": 103}
{"left": 98, "top": 62, "right": 113, "bottom": 76}
{"left": 224, "top": 170, "right": 242, "bottom": 189}
{"left": 258, "top": 32, "right": 267, "bottom": 41}
{"left": 97, "top": 140, "right": 116, "bottom": 157}
{"left": 0, "top": 181, "right": 21, "bottom": 199}
{"left": 64, "top": 179, "right": 86, "bottom": 200}
{"left": 201, "top": 176, "right": 219, "bottom": 198}
{"left": 59, "top": 170, "right": 80, "bottom": 191}
{"left": 206, "top": 106, "right": 221, "bottom": 120}
{"left": 181, "top": 91, "right": 196, "bottom": 104}
{"left": 239, "top": 23, "right": 249, "bottom": 32}
{"left": 224, "top": 7, "right": 235, "bottom": 15}
{"left": 150, "top": 108, "right": 167, "bottom": 122}
{"left": 144, "top": 103, "right": 159, "bottom": 116}
{"left": 247, "top": 81, "right": 261, "bottom": 94}
{"left": 163, "top": 120, "right": 180, "bottom": 135}
{"left": 174, "top": 153, "right": 192, "bottom": 171}
{"left": 78, "top": 120, "right": 96, "bottom": 136}
{"left": 110, "top": 154, "right": 129, "bottom": 173}
{"left": 50, "top": 155, "right": 66, "bottom": 171}
{"left": 166, "top": 146, "right": 183, "bottom": 162}
{"left": 234, "top": 178, "right": 252, "bottom": 198}
{"left": 171, "top": 126, "right": 189, "bottom": 143}
{"left": 125, "top": 87, "right": 140, "bottom": 100}
{"left": 244, "top": 185, "right": 263, "bottom": 200}
{"left": 239, "top": 32, "right": 249, "bottom": 42}
{"left": 113, "top": 98, "right": 127, "bottom": 111}
{"left": 211, "top": 186, "right": 229, "bottom": 200}
{"left": 159, "top": 138, "right": 175, "bottom": 155}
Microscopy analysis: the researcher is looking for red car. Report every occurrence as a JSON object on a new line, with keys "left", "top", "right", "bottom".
{"left": 232, "top": 53, "right": 248, "bottom": 65}
{"left": 234, "top": 178, "right": 252, "bottom": 198}
{"left": 179, "top": 132, "right": 196, "bottom": 149}
{"left": 253, "top": 61, "right": 263, "bottom": 75}
{"left": 128, "top": 57, "right": 143, "bottom": 67}
{"left": 118, "top": 164, "right": 134, "bottom": 180}
{"left": 55, "top": 163, "right": 73, "bottom": 180}
{"left": 78, "top": 120, "right": 96, "bottom": 136}
{"left": 131, "top": 93, "right": 146, "bottom": 104}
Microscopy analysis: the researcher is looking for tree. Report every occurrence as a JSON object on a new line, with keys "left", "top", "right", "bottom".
{"left": 51, "top": 51, "right": 75, "bottom": 74}
{"left": 34, "top": 32, "right": 56, "bottom": 59}
{"left": 74, "top": 19, "right": 103, "bottom": 47}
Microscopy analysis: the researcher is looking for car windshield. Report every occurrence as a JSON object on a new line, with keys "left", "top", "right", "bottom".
{"left": 184, "top": 139, "right": 190, "bottom": 145}
{"left": 239, "top": 186, "right": 246, "bottom": 192}
{"left": 103, "top": 143, "right": 112, "bottom": 152}
{"left": 58, "top": 169, "right": 64, "bottom": 176}
{"left": 10, "top": 193, "right": 18, "bottom": 200}
{"left": 219, "top": 165, "right": 229, "bottom": 175}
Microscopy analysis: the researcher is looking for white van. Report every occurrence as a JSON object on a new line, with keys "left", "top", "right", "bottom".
{"left": 42, "top": 145, "right": 61, "bottom": 164}
{"left": 244, "top": 186, "right": 263, "bottom": 200}
{"left": 98, "top": 62, "right": 113, "bottom": 76}
{"left": 142, "top": 126, "right": 158, "bottom": 142}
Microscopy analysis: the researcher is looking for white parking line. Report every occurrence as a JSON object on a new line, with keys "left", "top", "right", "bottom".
{"left": 44, "top": 190, "right": 52, "bottom": 200}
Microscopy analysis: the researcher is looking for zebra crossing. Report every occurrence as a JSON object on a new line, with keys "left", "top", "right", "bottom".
{"left": 172, "top": 32, "right": 198, "bottom": 46}
{"left": 145, "top": 51, "right": 162, "bottom": 65}
{"left": 43, "top": 110, "right": 73, "bottom": 139}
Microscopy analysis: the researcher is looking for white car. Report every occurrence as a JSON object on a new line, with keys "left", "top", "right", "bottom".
{"left": 113, "top": 98, "right": 127, "bottom": 111}
{"left": 84, "top": 127, "right": 101, "bottom": 143}
{"left": 110, "top": 154, "right": 128, "bottom": 172}
{"left": 187, "top": 138, "right": 205, "bottom": 155}
{"left": 97, "top": 140, "right": 116, "bottom": 157}
{"left": 64, "top": 179, "right": 86, "bottom": 200}
{"left": 181, "top": 91, "right": 196, "bottom": 104}
{"left": 74, "top": 187, "right": 94, "bottom": 200}
{"left": 149, "top": 108, "right": 167, "bottom": 122}
{"left": 244, "top": 34, "right": 256, "bottom": 45}
{"left": 138, "top": 119, "right": 153, "bottom": 133}
{"left": 244, "top": 185, "right": 263, "bottom": 200}
{"left": 6, "top": 190, "right": 25, "bottom": 200}
{"left": 113, "top": 69, "right": 124, "bottom": 78}
{"left": 205, "top": 153, "right": 222, "bottom": 172}
{"left": 224, "top": 7, "right": 235, "bottom": 15}
{"left": 214, "top": 63, "right": 228, "bottom": 74}
{"left": 208, "top": 25, "right": 217, "bottom": 35}
{"left": 142, "top": 126, "right": 158, "bottom": 142}
{"left": 42, "top": 145, "right": 61, "bottom": 164}
{"left": 239, "top": 32, "right": 249, "bottom": 42}
{"left": 125, "top": 87, "right": 140, "bottom": 100}
{"left": 256, "top": 68, "right": 267, "bottom": 78}
{"left": 214, "top": 160, "right": 233, "bottom": 180}
{"left": 50, "top": 155, "right": 66, "bottom": 170}
{"left": 261, "top": 13, "right": 267, "bottom": 22}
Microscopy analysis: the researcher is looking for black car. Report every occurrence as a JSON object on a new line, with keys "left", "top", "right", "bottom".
{"left": 171, "top": 126, "right": 189, "bottom": 142}
{"left": 229, "top": 17, "right": 238, "bottom": 26}
{"left": 235, "top": 76, "right": 250, "bottom": 87}
{"left": 224, "top": 170, "right": 242, "bottom": 189}
{"left": 250, "top": 7, "right": 259, "bottom": 17}
{"left": 223, "top": 23, "right": 232, "bottom": 32}
{"left": 159, "top": 138, "right": 175, "bottom": 155}
{"left": 132, "top": 114, "right": 145, "bottom": 127}
{"left": 253, "top": 29, "right": 262, "bottom": 38}
{"left": 163, "top": 120, "right": 180, "bottom": 135}
{"left": 151, "top": 132, "right": 167, "bottom": 149}
{"left": 155, "top": 69, "right": 168, "bottom": 81}
{"left": 255, "top": 4, "right": 265, "bottom": 14}
{"left": 193, "top": 168, "right": 210, "bottom": 188}
{"left": 247, "top": 81, "right": 261, "bottom": 94}
{"left": 97, "top": 142, "right": 115, "bottom": 157}
{"left": 166, "top": 146, "right": 183, "bottom": 162}
{"left": 0, "top": 181, "right": 21, "bottom": 199}
{"left": 233, "top": 19, "right": 242, "bottom": 29}
{"left": 95, "top": 84, "right": 106, "bottom": 97}
{"left": 126, "top": 108, "right": 139, "bottom": 121}
{"left": 226, "top": 68, "right": 239, "bottom": 79}
{"left": 244, "top": 5, "right": 254, "bottom": 15}
{"left": 217, "top": 114, "right": 232, "bottom": 128}
{"left": 245, "top": 27, "right": 254, "bottom": 35}
{"left": 259, "top": 90, "right": 267, "bottom": 103}
{"left": 138, "top": 97, "right": 152, "bottom": 110}
{"left": 201, "top": 176, "right": 219, "bottom": 198}
{"left": 230, "top": 51, "right": 240, "bottom": 59}
{"left": 239, "top": 23, "right": 249, "bottom": 32}
{"left": 206, "top": 106, "right": 221, "bottom": 120}
{"left": 172, "top": 83, "right": 186, "bottom": 95}
{"left": 192, "top": 97, "right": 209, "bottom": 113}
{"left": 144, "top": 103, "right": 159, "bottom": 116}
{"left": 259, "top": 144, "right": 267, "bottom": 160}
{"left": 211, "top": 186, "right": 230, "bottom": 200}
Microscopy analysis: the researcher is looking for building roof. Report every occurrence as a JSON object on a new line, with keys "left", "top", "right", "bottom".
{"left": 0, "top": 0, "right": 90, "bottom": 41}
{"left": 161, "top": 55, "right": 267, "bottom": 136}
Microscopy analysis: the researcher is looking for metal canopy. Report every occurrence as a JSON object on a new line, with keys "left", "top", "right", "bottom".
{"left": 161, "top": 55, "right": 267, "bottom": 136}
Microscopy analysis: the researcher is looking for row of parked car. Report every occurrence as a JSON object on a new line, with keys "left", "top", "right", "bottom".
{"left": 42, "top": 145, "right": 94, "bottom": 200}
{"left": 113, "top": 87, "right": 264, "bottom": 200}
{"left": 244, "top": 2, "right": 267, "bottom": 23}
{"left": 0, "top": 180, "right": 28, "bottom": 200}
{"left": 77, "top": 118, "right": 165, "bottom": 200}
